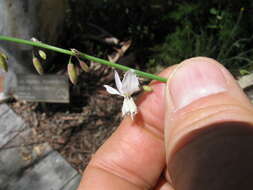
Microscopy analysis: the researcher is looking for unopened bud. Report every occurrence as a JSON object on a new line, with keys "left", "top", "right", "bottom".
{"left": 38, "top": 50, "right": 47, "bottom": 60}
{"left": 0, "top": 52, "right": 8, "bottom": 60}
{"left": 67, "top": 63, "right": 78, "bottom": 85}
{"left": 32, "top": 56, "right": 44, "bottom": 75}
{"left": 79, "top": 59, "right": 89, "bottom": 72}
{"left": 143, "top": 85, "right": 153, "bottom": 92}
{"left": 31, "top": 37, "right": 40, "bottom": 42}
{"left": 0, "top": 52, "right": 8, "bottom": 72}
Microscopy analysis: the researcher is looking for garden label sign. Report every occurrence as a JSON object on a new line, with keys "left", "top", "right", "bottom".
{"left": 13, "top": 74, "right": 69, "bottom": 103}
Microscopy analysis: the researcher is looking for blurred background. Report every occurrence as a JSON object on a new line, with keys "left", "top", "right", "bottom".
{"left": 63, "top": 0, "right": 253, "bottom": 76}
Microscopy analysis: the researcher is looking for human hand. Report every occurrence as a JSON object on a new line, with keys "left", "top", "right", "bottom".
{"left": 77, "top": 57, "right": 253, "bottom": 190}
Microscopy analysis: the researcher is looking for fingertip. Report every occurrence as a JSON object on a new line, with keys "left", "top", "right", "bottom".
{"left": 165, "top": 56, "right": 252, "bottom": 113}
{"left": 169, "top": 57, "right": 228, "bottom": 110}
{"left": 163, "top": 57, "right": 253, "bottom": 187}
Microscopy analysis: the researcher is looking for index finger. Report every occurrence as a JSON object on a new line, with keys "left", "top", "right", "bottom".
{"left": 77, "top": 66, "right": 176, "bottom": 190}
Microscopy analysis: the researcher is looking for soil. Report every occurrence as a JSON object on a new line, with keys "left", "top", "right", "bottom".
{"left": 7, "top": 67, "right": 124, "bottom": 174}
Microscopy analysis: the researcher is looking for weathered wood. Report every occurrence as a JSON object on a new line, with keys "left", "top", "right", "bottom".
{"left": 237, "top": 73, "right": 253, "bottom": 102}
{"left": 244, "top": 87, "right": 253, "bottom": 101}
{"left": 0, "top": 105, "right": 81, "bottom": 190}
{"left": 0, "top": 104, "right": 11, "bottom": 116}
{"left": 238, "top": 73, "right": 253, "bottom": 89}
{"left": 61, "top": 174, "right": 82, "bottom": 190}
{"left": 7, "top": 151, "right": 79, "bottom": 190}
{"left": 0, "top": 105, "right": 26, "bottom": 148}
{"left": 0, "top": 128, "right": 51, "bottom": 189}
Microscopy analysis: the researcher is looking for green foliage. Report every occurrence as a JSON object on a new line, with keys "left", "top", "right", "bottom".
{"left": 149, "top": 3, "right": 253, "bottom": 75}
{"left": 65, "top": 0, "right": 253, "bottom": 76}
{"left": 163, "top": 2, "right": 199, "bottom": 21}
{"left": 66, "top": 0, "right": 172, "bottom": 57}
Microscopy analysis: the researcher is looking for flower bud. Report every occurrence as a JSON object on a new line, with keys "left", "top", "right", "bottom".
{"left": 32, "top": 56, "right": 44, "bottom": 75}
{"left": 78, "top": 59, "right": 89, "bottom": 72}
{"left": 31, "top": 37, "right": 39, "bottom": 42}
{"left": 38, "top": 50, "right": 47, "bottom": 60}
{"left": 143, "top": 85, "right": 153, "bottom": 92}
{"left": 67, "top": 62, "right": 78, "bottom": 85}
{"left": 0, "top": 52, "right": 8, "bottom": 60}
{"left": 0, "top": 52, "right": 8, "bottom": 72}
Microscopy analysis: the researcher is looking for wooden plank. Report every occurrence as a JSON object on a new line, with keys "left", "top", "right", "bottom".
{"left": 0, "top": 105, "right": 81, "bottom": 190}
{"left": 0, "top": 104, "right": 11, "bottom": 116}
{"left": 7, "top": 151, "right": 79, "bottom": 190}
{"left": 238, "top": 73, "right": 253, "bottom": 89}
{"left": 0, "top": 105, "right": 26, "bottom": 147}
{"left": 61, "top": 174, "right": 81, "bottom": 190}
{"left": 0, "top": 129, "right": 80, "bottom": 190}
{"left": 0, "top": 129, "right": 52, "bottom": 189}
{"left": 244, "top": 87, "right": 253, "bottom": 101}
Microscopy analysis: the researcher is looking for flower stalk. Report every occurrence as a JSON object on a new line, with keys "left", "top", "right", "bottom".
{"left": 0, "top": 35, "right": 167, "bottom": 82}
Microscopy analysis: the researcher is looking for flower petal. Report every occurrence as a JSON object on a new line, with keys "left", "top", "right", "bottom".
{"left": 122, "top": 98, "right": 129, "bottom": 117}
{"left": 114, "top": 70, "right": 123, "bottom": 93}
{"left": 122, "top": 97, "right": 137, "bottom": 119}
{"left": 104, "top": 85, "right": 121, "bottom": 95}
{"left": 121, "top": 70, "right": 140, "bottom": 96}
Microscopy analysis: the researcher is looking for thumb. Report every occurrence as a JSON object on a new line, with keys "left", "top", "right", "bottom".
{"left": 164, "top": 57, "right": 253, "bottom": 190}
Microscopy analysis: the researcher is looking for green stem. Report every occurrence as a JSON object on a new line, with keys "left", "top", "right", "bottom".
{"left": 0, "top": 35, "right": 167, "bottom": 82}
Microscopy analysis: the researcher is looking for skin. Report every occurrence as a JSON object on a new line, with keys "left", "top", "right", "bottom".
{"left": 77, "top": 57, "right": 253, "bottom": 190}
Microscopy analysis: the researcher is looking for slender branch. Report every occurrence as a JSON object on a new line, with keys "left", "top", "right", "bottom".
{"left": 0, "top": 35, "right": 168, "bottom": 82}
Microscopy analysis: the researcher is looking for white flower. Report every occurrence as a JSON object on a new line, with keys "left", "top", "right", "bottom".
{"left": 104, "top": 70, "right": 140, "bottom": 119}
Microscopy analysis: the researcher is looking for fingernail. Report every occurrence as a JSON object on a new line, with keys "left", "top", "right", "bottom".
{"left": 169, "top": 59, "right": 227, "bottom": 109}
